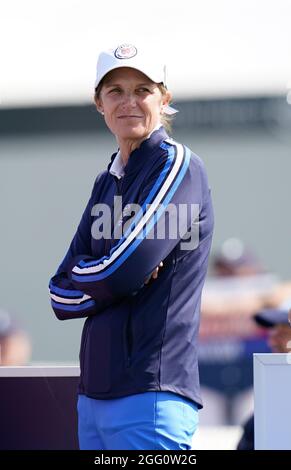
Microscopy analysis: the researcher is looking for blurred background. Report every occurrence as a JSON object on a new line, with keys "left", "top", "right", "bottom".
{"left": 0, "top": 0, "right": 291, "bottom": 436}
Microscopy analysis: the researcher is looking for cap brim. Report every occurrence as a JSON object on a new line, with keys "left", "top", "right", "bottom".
{"left": 253, "top": 309, "right": 289, "bottom": 328}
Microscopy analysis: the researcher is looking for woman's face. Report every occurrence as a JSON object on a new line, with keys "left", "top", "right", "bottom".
{"left": 95, "top": 67, "right": 170, "bottom": 143}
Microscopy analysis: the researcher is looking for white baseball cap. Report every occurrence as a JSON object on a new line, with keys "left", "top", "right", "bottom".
{"left": 94, "top": 44, "right": 178, "bottom": 115}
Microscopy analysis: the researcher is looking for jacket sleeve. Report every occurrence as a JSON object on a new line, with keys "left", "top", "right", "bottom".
{"left": 66, "top": 141, "right": 211, "bottom": 303}
{"left": 48, "top": 173, "right": 110, "bottom": 321}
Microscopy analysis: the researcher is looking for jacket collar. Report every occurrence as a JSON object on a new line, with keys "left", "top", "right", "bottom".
{"left": 109, "top": 150, "right": 125, "bottom": 180}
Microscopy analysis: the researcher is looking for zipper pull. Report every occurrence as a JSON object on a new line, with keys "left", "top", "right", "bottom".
{"left": 114, "top": 176, "right": 123, "bottom": 195}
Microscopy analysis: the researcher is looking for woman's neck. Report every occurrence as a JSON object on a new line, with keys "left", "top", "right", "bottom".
{"left": 118, "top": 138, "right": 144, "bottom": 166}
{"left": 117, "top": 123, "right": 161, "bottom": 166}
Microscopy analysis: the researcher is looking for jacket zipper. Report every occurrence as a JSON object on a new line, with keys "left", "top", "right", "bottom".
{"left": 115, "top": 176, "right": 123, "bottom": 195}
{"left": 114, "top": 175, "right": 133, "bottom": 367}
{"left": 104, "top": 176, "right": 123, "bottom": 254}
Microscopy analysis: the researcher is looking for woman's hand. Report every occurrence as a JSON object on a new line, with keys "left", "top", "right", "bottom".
{"left": 268, "top": 325, "right": 291, "bottom": 353}
{"left": 144, "top": 261, "right": 164, "bottom": 285}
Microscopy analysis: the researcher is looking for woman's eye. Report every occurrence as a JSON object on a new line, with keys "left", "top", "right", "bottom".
{"left": 137, "top": 88, "right": 150, "bottom": 93}
{"left": 109, "top": 88, "right": 121, "bottom": 94}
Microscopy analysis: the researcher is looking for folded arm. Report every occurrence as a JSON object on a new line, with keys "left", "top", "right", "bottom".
{"left": 48, "top": 173, "right": 110, "bottom": 320}
{"left": 67, "top": 142, "right": 206, "bottom": 304}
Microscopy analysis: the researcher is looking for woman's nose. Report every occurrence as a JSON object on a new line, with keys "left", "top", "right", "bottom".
{"left": 121, "top": 92, "right": 137, "bottom": 107}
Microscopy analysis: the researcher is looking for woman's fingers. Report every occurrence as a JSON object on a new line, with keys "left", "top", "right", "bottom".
{"left": 144, "top": 262, "right": 164, "bottom": 284}
{"left": 152, "top": 262, "right": 164, "bottom": 279}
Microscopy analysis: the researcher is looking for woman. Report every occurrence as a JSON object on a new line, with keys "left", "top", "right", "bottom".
{"left": 49, "top": 43, "right": 214, "bottom": 450}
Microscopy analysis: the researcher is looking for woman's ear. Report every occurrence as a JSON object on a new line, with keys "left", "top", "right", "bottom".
{"left": 94, "top": 96, "right": 104, "bottom": 115}
{"left": 161, "top": 90, "right": 172, "bottom": 114}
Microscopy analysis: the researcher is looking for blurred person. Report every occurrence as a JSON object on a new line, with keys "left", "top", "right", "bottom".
{"left": 237, "top": 306, "right": 291, "bottom": 450}
{"left": 268, "top": 324, "right": 291, "bottom": 352}
{"left": 0, "top": 308, "right": 31, "bottom": 366}
{"left": 48, "top": 44, "right": 214, "bottom": 450}
{"left": 254, "top": 306, "right": 291, "bottom": 353}
{"left": 198, "top": 238, "right": 291, "bottom": 426}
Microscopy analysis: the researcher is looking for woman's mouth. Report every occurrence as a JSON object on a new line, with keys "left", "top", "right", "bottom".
{"left": 117, "top": 115, "right": 143, "bottom": 119}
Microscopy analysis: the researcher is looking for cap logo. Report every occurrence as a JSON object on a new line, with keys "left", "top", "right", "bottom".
{"left": 114, "top": 44, "right": 137, "bottom": 59}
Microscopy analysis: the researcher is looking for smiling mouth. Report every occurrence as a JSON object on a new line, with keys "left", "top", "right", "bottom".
{"left": 117, "top": 115, "right": 143, "bottom": 119}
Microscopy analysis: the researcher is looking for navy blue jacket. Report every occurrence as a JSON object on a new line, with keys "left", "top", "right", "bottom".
{"left": 49, "top": 127, "right": 214, "bottom": 408}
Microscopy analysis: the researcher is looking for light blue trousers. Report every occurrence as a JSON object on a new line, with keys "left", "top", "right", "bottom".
{"left": 78, "top": 391, "right": 198, "bottom": 450}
